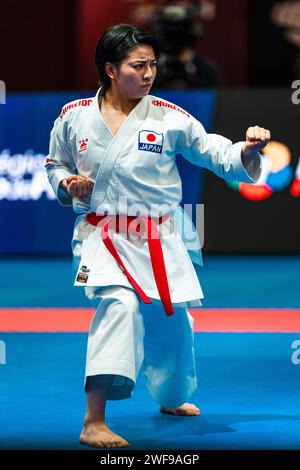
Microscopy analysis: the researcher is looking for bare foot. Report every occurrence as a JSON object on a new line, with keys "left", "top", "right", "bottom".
{"left": 79, "top": 423, "right": 130, "bottom": 448}
{"left": 160, "top": 402, "right": 200, "bottom": 416}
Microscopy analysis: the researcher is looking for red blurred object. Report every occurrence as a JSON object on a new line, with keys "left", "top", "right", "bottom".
{"left": 239, "top": 183, "right": 273, "bottom": 201}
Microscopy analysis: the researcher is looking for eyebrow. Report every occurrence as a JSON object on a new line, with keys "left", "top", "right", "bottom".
{"left": 129, "top": 59, "right": 157, "bottom": 64}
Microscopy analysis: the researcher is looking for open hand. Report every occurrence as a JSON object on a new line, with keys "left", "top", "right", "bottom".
{"left": 61, "top": 175, "right": 94, "bottom": 198}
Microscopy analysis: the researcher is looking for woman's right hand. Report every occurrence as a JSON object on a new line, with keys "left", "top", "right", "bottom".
{"left": 61, "top": 175, "right": 94, "bottom": 198}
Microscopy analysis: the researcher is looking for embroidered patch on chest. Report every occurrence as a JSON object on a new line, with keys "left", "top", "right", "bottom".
{"left": 78, "top": 138, "right": 89, "bottom": 153}
{"left": 138, "top": 131, "right": 163, "bottom": 154}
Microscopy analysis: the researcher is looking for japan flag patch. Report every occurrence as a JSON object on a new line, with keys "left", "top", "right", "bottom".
{"left": 138, "top": 130, "right": 164, "bottom": 154}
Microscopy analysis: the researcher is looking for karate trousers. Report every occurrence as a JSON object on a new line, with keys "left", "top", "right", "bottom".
{"left": 84, "top": 285, "right": 197, "bottom": 408}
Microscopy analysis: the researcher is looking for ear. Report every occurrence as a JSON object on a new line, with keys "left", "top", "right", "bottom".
{"left": 105, "top": 62, "right": 117, "bottom": 80}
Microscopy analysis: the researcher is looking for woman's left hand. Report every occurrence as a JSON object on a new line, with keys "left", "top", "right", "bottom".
{"left": 242, "top": 126, "right": 271, "bottom": 157}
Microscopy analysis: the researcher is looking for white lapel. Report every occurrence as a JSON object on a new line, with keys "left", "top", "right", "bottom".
{"left": 92, "top": 88, "right": 113, "bottom": 146}
{"left": 90, "top": 89, "right": 149, "bottom": 212}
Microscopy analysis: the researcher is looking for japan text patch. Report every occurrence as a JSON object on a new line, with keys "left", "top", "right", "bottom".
{"left": 138, "top": 130, "right": 163, "bottom": 154}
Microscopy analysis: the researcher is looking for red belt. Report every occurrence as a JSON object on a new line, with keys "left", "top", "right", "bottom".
{"left": 86, "top": 213, "right": 174, "bottom": 316}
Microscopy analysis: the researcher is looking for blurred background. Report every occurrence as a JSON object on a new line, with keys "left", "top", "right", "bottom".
{"left": 1, "top": 0, "right": 300, "bottom": 453}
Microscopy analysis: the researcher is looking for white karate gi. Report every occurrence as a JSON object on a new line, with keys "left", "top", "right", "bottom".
{"left": 46, "top": 88, "right": 261, "bottom": 406}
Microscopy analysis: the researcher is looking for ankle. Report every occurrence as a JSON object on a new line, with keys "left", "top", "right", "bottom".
{"left": 84, "top": 414, "right": 106, "bottom": 427}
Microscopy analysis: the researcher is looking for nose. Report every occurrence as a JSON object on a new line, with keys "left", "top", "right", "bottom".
{"left": 143, "top": 64, "right": 154, "bottom": 81}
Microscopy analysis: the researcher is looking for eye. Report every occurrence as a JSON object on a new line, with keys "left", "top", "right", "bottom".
{"left": 133, "top": 64, "right": 143, "bottom": 69}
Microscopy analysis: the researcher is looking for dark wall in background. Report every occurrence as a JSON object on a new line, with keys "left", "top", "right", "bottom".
{"left": 0, "top": 0, "right": 76, "bottom": 91}
{"left": 248, "top": 0, "right": 299, "bottom": 86}
{"left": 75, "top": 0, "right": 135, "bottom": 90}
{"left": 204, "top": 89, "right": 300, "bottom": 253}
{"left": 2, "top": 0, "right": 299, "bottom": 91}
{"left": 0, "top": 0, "right": 249, "bottom": 91}
{"left": 198, "top": 0, "right": 248, "bottom": 86}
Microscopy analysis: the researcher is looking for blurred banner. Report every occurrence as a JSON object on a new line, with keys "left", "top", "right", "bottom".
{"left": 0, "top": 90, "right": 214, "bottom": 254}
{"left": 204, "top": 89, "right": 300, "bottom": 253}
{"left": 0, "top": 92, "right": 80, "bottom": 255}
{"left": 1, "top": 89, "right": 299, "bottom": 255}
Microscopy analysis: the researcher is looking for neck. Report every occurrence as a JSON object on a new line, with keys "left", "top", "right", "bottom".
{"left": 102, "top": 87, "right": 141, "bottom": 115}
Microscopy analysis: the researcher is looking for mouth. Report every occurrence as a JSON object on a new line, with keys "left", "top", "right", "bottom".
{"left": 142, "top": 83, "right": 152, "bottom": 88}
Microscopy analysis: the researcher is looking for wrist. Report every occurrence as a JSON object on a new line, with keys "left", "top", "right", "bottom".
{"left": 60, "top": 178, "right": 68, "bottom": 190}
{"left": 241, "top": 144, "right": 259, "bottom": 160}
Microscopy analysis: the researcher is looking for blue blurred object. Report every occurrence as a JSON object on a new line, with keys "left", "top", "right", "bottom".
{"left": 267, "top": 165, "right": 293, "bottom": 191}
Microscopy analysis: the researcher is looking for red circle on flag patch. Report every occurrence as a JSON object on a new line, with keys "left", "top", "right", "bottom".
{"left": 147, "top": 133, "right": 156, "bottom": 142}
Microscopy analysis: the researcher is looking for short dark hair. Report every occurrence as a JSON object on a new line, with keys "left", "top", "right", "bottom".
{"left": 95, "top": 23, "right": 160, "bottom": 95}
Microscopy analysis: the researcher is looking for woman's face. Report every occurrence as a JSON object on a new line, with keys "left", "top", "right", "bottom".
{"left": 110, "top": 44, "right": 157, "bottom": 100}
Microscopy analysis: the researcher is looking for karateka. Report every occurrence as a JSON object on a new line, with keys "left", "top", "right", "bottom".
{"left": 46, "top": 23, "right": 271, "bottom": 448}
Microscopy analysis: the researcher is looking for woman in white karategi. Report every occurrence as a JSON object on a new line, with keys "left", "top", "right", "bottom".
{"left": 46, "top": 24, "right": 271, "bottom": 448}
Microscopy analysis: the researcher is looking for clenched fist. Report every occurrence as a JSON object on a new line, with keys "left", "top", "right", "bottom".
{"left": 242, "top": 126, "right": 271, "bottom": 157}
{"left": 61, "top": 175, "right": 94, "bottom": 198}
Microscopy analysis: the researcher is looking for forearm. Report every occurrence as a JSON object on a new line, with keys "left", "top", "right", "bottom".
{"left": 240, "top": 148, "right": 262, "bottom": 183}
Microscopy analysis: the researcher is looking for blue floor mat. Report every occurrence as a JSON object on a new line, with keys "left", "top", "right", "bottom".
{"left": 0, "top": 332, "right": 300, "bottom": 450}
{"left": 1, "top": 255, "right": 300, "bottom": 308}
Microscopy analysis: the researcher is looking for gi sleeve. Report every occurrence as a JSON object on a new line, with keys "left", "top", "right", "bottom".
{"left": 180, "top": 117, "right": 262, "bottom": 183}
{"left": 45, "top": 117, "right": 76, "bottom": 206}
